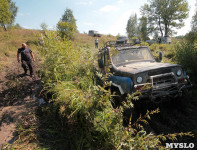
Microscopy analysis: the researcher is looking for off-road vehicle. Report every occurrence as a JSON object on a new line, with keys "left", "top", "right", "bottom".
{"left": 98, "top": 42, "right": 191, "bottom": 103}
{"left": 116, "top": 36, "right": 129, "bottom": 45}
{"left": 88, "top": 30, "right": 101, "bottom": 37}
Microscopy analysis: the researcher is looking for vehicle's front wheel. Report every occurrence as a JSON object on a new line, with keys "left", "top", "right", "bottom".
{"left": 110, "top": 89, "right": 124, "bottom": 108}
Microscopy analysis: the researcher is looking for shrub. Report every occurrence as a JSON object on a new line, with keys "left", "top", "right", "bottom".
{"left": 185, "top": 31, "right": 197, "bottom": 44}
{"left": 57, "top": 21, "right": 76, "bottom": 40}
{"left": 176, "top": 41, "right": 197, "bottom": 83}
{"left": 149, "top": 43, "right": 177, "bottom": 63}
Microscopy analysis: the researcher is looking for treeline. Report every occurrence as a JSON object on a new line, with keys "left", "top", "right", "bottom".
{"left": 126, "top": 0, "right": 197, "bottom": 41}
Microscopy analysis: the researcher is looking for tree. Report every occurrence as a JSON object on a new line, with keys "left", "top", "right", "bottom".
{"left": 14, "top": 23, "right": 22, "bottom": 29}
{"left": 191, "top": 0, "right": 197, "bottom": 31}
{"left": 126, "top": 14, "right": 139, "bottom": 38}
{"left": 0, "top": 0, "right": 17, "bottom": 30}
{"left": 57, "top": 8, "right": 77, "bottom": 40}
{"left": 141, "top": 0, "right": 189, "bottom": 37}
{"left": 186, "top": 1, "right": 197, "bottom": 43}
{"left": 40, "top": 22, "right": 48, "bottom": 31}
{"left": 139, "top": 16, "right": 149, "bottom": 41}
{"left": 7, "top": 0, "right": 18, "bottom": 25}
{"left": 57, "top": 21, "right": 76, "bottom": 40}
{"left": 0, "top": 0, "right": 11, "bottom": 31}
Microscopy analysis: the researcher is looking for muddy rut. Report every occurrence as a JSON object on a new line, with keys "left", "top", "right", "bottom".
{"left": 0, "top": 60, "right": 41, "bottom": 147}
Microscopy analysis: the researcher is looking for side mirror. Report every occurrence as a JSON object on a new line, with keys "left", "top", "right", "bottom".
{"left": 159, "top": 51, "right": 163, "bottom": 62}
{"left": 98, "top": 59, "right": 104, "bottom": 68}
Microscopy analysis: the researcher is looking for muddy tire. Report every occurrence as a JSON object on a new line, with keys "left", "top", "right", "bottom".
{"left": 110, "top": 87, "right": 124, "bottom": 108}
{"left": 123, "top": 107, "right": 136, "bottom": 127}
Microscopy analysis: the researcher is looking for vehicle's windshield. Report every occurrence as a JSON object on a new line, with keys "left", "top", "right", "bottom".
{"left": 111, "top": 47, "right": 154, "bottom": 65}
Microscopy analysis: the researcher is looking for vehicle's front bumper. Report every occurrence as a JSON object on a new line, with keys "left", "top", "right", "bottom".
{"left": 133, "top": 73, "right": 192, "bottom": 103}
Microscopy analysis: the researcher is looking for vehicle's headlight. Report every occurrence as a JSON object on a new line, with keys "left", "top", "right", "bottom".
{"left": 177, "top": 69, "right": 182, "bottom": 76}
{"left": 137, "top": 76, "right": 143, "bottom": 83}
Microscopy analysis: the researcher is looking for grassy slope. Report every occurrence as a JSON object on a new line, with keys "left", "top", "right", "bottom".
{"left": 0, "top": 28, "right": 116, "bottom": 69}
{"left": 73, "top": 32, "right": 117, "bottom": 53}
{"left": 0, "top": 28, "right": 41, "bottom": 70}
{"left": 0, "top": 27, "right": 118, "bottom": 67}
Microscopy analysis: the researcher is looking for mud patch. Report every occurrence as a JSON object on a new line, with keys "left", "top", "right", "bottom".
{"left": 0, "top": 60, "right": 41, "bottom": 147}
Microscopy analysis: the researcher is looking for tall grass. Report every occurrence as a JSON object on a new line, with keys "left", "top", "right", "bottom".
{"left": 176, "top": 41, "right": 197, "bottom": 83}
{"left": 149, "top": 43, "right": 177, "bottom": 63}
{"left": 39, "top": 31, "right": 125, "bottom": 149}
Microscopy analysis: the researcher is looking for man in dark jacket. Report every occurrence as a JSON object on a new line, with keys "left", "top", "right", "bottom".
{"left": 17, "top": 43, "right": 35, "bottom": 77}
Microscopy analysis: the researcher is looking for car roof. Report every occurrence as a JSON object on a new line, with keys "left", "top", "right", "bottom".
{"left": 116, "top": 46, "right": 148, "bottom": 51}
{"left": 103, "top": 41, "right": 147, "bottom": 48}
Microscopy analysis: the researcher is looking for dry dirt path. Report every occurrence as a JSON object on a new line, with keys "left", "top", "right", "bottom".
{"left": 0, "top": 59, "right": 41, "bottom": 147}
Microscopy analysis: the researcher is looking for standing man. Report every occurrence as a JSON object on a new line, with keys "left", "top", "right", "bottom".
{"left": 17, "top": 43, "right": 35, "bottom": 77}
{"left": 95, "top": 38, "right": 98, "bottom": 48}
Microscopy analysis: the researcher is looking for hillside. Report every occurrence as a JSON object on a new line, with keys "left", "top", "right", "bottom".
{"left": 0, "top": 28, "right": 116, "bottom": 66}
{"left": 0, "top": 28, "right": 40, "bottom": 69}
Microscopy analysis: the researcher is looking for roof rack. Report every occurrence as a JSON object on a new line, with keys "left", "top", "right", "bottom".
{"left": 100, "top": 41, "right": 139, "bottom": 50}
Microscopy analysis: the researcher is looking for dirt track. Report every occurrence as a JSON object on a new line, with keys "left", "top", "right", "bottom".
{"left": 0, "top": 59, "right": 41, "bottom": 147}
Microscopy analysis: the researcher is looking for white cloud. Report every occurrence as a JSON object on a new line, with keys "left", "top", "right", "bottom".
{"left": 18, "top": 12, "right": 24, "bottom": 17}
{"left": 22, "top": 26, "right": 31, "bottom": 29}
{"left": 18, "top": 12, "right": 30, "bottom": 17}
{"left": 99, "top": 5, "right": 120, "bottom": 13}
{"left": 48, "top": 26, "right": 55, "bottom": 30}
{"left": 76, "top": 1, "right": 93, "bottom": 5}
{"left": 100, "top": 9, "right": 140, "bottom": 36}
{"left": 117, "top": 0, "right": 124, "bottom": 4}
{"left": 83, "top": 22, "right": 94, "bottom": 26}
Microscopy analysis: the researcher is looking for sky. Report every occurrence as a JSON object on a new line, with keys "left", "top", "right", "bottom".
{"left": 12, "top": 0, "right": 196, "bottom": 37}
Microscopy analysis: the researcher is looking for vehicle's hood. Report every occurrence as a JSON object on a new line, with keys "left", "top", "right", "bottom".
{"left": 116, "top": 61, "right": 179, "bottom": 74}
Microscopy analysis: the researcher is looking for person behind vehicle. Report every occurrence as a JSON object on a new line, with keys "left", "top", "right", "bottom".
{"left": 17, "top": 43, "right": 35, "bottom": 77}
{"left": 95, "top": 38, "right": 98, "bottom": 48}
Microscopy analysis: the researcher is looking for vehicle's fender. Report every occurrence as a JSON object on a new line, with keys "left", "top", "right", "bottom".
{"left": 108, "top": 76, "right": 133, "bottom": 95}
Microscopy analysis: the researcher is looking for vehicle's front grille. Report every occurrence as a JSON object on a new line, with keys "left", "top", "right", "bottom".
{"left": 147, "top": 73, "right": 176, "bottom": 89}
{"left": 148, "top": 68, "right": 171, "bottom": 76}
{"left": 153, "top": 75, "right": 175, "bottom": 86}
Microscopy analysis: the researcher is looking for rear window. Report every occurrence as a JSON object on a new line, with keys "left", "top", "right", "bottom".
{"left": 117, "top": 36, "right": 128, "bottom": 40}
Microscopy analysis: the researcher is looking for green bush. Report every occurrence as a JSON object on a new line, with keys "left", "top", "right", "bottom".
{"left": 185, "top": 31, "right": 197, "bottom": 44}
{"left": 57, "top": 21, "right": 76, "bottom": 40}
{"left": 40, "top": 31, "right": 126, "bottom": 149}
{"left": 176, "top": 41, "right": 197, "bottom": 83}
